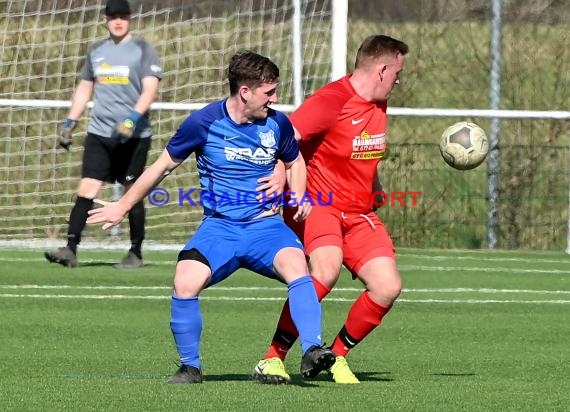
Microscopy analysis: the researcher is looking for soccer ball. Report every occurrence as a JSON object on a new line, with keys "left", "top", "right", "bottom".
{"left": 439, "top": 121, "right": 489, "bottom": 170}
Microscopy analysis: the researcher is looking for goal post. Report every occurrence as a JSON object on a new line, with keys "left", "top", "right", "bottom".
{"left": 1, "top": 1, "right": 569, "bottom": 253}
{"left": 0, "top": 0, "right": 343, "bottom": 246}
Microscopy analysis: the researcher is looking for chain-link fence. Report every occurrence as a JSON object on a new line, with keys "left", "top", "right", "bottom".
{"left": 0, "top": 0, "right": 568, "bottom": 250}
{"left": 347, "top": 0, "right": 570, "bottom": 250}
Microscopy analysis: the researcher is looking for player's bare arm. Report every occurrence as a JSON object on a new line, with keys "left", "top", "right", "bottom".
{"left": 268, "top": 127, "right": 301, "bottom": 201}
{"left": 292, "top": 125, "right": 302, "bottom": 141}
{"left": 58, "top": 80, "right": 94, "bottom": 150}
{"left": 87, "top": 149, "right": 181, "bottom": 229}
{"left": 284, "top": 153, "right": 310, "bottom": 221}
{"left": 68, "top": 80, "right": 93, "bottom": 120}
{"left": 133, "top": 76, "right": 160, "bottom": 115}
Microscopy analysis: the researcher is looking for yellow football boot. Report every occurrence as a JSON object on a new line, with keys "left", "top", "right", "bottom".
{"left": 329, "top": 356, "right": 360, "bottom": 384}
{"left": 252, "top": 357, "right": 291, "bottom": 384}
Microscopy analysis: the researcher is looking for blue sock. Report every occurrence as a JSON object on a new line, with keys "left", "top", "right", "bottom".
{"left": 287, "top": 275, "right": 323, "bottom": 354}
{"left": 170, "top": 295, "right": 202, "bottom": 369}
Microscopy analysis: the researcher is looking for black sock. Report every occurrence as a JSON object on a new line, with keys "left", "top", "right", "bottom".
{"left": 66, "top": 196, "right": 94, "bottom": 254}
{"left": 271, "top": 328, "right": 298, "bottom": 351}
{"left": 128, "top": 201, "right": 145, "bottom": 259}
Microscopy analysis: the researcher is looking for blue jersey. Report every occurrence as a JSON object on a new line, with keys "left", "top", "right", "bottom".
{"left": 166, "top": 100, "right": 299, "bottom": 221}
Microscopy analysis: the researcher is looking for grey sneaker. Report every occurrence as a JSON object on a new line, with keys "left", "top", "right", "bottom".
{"left": 300, "top": 345, "right": 336, "bottom": 379}
{"left": 113, "top": 251, "right": 143, "bottom": 269}
{"left": 167, "top": 364, "right": 203, "bottom": 384}
{"left": 44, "top": 246, "right": 77, "bottom": 268}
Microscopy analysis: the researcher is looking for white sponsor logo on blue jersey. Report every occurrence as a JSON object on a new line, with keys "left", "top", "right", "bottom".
{"left": 224, "top": 147, "right": 276, "bottom": 165}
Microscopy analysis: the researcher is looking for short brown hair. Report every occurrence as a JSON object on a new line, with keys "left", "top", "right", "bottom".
{"left": 354, "top": 35, "right": 409, "bottom": 69}
{"left": 227, "top": 51, "right": 280, "bottom": 95}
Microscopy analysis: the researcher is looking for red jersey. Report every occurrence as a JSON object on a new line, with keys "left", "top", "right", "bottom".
{"left": 290, "top": 75, "right": 388, "bottom": 213}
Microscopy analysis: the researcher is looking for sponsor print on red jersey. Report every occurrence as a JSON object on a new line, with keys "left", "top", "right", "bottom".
{"left": 290, "top": 74, "right": 389, "bottom": 213}
{"left": 350, "top": 131, "right": 387, "bottom": 160}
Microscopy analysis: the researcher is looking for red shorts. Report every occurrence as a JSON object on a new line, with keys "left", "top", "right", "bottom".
{"left": 284, "top": 205, "right": 395, "bottom": 276}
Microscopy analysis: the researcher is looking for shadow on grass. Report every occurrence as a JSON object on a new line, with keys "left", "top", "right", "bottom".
{"left": 64, "top": 373, "right": 255, "bottom": 383}
{"left": 356, "top": 371, "right": 394, "bottom": 382}
{"left": 78, "top": 262, "right": 156, "bottom": 268}
{"left": 204, "top": 374, "right": 322, "bottom": 387}
{"left": 78, "top": 262, "right": 117, "bottom": 268}
{"left": 63, "top": 371, "right": 397, "bottom": 386}
{"left": 299, "top": 370, "right": 394, "bottom": 383}
{"left": 200, "top": 373, "right": 256, "bottom": 382}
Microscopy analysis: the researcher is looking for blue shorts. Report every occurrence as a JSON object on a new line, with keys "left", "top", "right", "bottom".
{"left": 181, "top": 214, "right": 304, "bottom": 286}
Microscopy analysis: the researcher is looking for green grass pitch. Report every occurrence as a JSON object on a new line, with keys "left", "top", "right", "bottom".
{"left": 0, "top": 248, "right": 568, "bottom": 411}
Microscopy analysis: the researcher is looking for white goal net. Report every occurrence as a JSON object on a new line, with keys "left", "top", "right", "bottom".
{"left": 0, "top": 0, "right": 335, "bottom": 245}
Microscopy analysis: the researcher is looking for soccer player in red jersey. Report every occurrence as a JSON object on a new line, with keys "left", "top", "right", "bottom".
{"left": 253, "top": 35, "right": 409, "bottom": 384}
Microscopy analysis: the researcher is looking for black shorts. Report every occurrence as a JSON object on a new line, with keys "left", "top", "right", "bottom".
{"left": 81, "top": 133, "right": 151, "bottom": 185}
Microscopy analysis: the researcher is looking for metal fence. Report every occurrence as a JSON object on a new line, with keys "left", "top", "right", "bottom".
{"left": 378, "top": 143, "right": 569, "bottom": 250}
{"left": 0, "top": 0, "right": 568, "bottom": 250}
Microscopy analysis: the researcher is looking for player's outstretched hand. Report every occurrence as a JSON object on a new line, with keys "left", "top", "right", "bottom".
{"left": 86, "top": 199, "right": 128, "bottom": 230}
{"left": 292, "top": 202, "right": 311, "bottom": 222}
{"left": 255, "top": 170, "right": 286, "bottom": 201}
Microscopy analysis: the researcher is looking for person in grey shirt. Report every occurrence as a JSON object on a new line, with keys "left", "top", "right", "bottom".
{"left": 45, "top": 0, "right": 163, "bottom": 269}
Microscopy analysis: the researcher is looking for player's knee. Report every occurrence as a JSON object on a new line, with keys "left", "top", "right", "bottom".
{"left": 382, "top": 274, "right": 403, "bottom": 302}
{"left": 274, "top": 247, "right": 309, "bottom": 276}
{"left": 309, "top": 257, "right": 343, "bottom": 289}
{"left": 387, "top": 277, "right": 403, "bottom": 301}
{"left": 311, "top": 270, "right": 340, "bottom": 290}
{"left": 77, "top": 178, "right": 102, "bottom": 198}
{"left": 369, "top": 271, "right": 402, "bottom": 303}
{"left": 174, "top": 249, "right": 212, "bottom": 297}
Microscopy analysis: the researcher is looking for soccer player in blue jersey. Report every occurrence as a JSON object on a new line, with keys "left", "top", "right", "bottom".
{"left": 87, "top": 51, "right": 335, "bottom": 384}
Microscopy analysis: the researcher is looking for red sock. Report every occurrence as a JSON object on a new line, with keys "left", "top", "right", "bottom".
{"left": 264, "top": 277, "right": 330, "bottom": 359}
{"left": 330, "top": 291, "right": 391, "bottom": 357}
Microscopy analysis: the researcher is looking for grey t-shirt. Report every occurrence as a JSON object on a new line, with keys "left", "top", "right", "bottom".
{"left": 81, "top": 36, "right": 163, "bottom": 138}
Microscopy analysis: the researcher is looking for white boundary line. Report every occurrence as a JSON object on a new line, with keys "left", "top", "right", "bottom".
{"left": 3, "top": 241, "right": 570, "bottom": 255}
{"left": 1, "top": 251, "right": 569, "bottom": 265}
{"left": 400, "top": 265, "right": 570, "bottom": 274}
{"left": 0, "top": 256, "right": 568, "bottom": 274}
{"left": 0, "top": 293, "right": 569, "bottom": 304}
{"left": 1, "top": 285, "right": 569, "bottom": 294}
{"left": 401, "top": 254, "right": 570, "bottom": 264}
{"left": 1, "top": 285, "right": 569, "bottom": 304}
